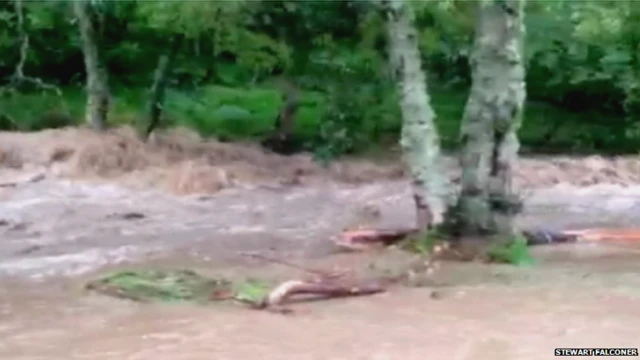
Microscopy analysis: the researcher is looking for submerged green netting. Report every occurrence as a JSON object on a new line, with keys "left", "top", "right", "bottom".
{"left": 86, "top": 269, "right": 272, "bottom": 304}
{"left": 86, "top": 269, "right": 231, "bottom": 303}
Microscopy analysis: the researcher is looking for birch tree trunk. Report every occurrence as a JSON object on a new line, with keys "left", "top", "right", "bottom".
{"left": 383, "top": 0, "right": 449, "bottom": 231}
{"left": 74, "top": 1, "right": 110, "bottom": 131}
{"left": 447, "top": 0, "right": 527, "bottom": 238}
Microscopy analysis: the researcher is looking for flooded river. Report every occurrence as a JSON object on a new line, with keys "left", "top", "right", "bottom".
{"left": 2, "top": 176, "right": 640, "bottom": 359}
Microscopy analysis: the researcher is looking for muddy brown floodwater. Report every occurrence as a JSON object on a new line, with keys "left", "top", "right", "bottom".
{"left": 3, "top": 127, "right": 640, "bottom": 360}
{"left": 2, "top": 174, "right": 640, "bottom": 359}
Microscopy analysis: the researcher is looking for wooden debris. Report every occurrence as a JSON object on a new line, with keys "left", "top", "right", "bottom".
{"left": 255, "top": 279, "right": 386, "bottom": 309}
{"left": 332, "top": 226, "right": 605, "bottom": 252}
{"left": 560, "top": 228, "right": 640, "bottom": 242}
{"left": 234, "top": 253, "right": 388, "bottom": 312}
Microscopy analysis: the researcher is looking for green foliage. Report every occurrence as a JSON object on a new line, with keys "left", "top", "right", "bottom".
{"left": 0, "top": 90, "right": 75, "bottom": 130}
{"left": 310, "top": 65, "right": 394, "bottom": 161}
{"left": 523, "top": 0, "right": 640, "bottom": 151}
{"left": 401, "top": 231, "right": 442, "bottom": 256}
{"left": 0, "top": 0, "right": 639, "bottom": 154}
{"left": 232, "top": 278, "right": 272, "bottom": 303}
{"left": 162, "top": 85, "right": 325, "bottom": 142}
{"left": 163, "top": 87, "right": 278, "bottom": 139}
{"left": 0, "top": 81, "right": 620, "bottom": 157}
{"left": 486, "top": 235, "right": 534, "bottom": 266}
{"left": 414, "top": 0, "right": 474, "bottom": 86}
{"left": 302, "top": 18, "right": 398, "bottom": 161}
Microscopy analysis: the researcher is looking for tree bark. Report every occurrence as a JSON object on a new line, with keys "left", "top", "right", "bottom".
{"left": 262, "top": 79, "right": 299, "bottom": 154}
{"left": 142, "top": 35, "right": 182, "bottom": 141}
{"left": 13, "top": 0, "right": 27, "bottom": 81}
{"left": 74, "top": 0, "right": 109, "bottom": 131}
{"left": 383, "top": 0, "right": 449, "bottom": 231}
{"left": 447, "top": 0, "right": 527, "bottom": 238}
{"left": 5, "top": 0, "right": 61, "bottom": 96}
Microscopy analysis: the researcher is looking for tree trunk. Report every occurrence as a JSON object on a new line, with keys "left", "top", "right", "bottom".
{"left": 5, "top": 0, "right": 61, "bottom": 96}
{"left": 74, "top": 1, "right": 109, "bottom": 131}
{"left": 383, "top": 0, "right": 449, "bottom": 231}
{"left": 142, "top": 35, "right": 182, "bottom": 141}
{"left": 261, "top": 79, "right": 299, "bottom": 154}
{"left": 13, "top": 0, "right": 27, "bottom": 81}
{"left": 274, "top": 80, "right": 298, "bottom": 142}
{"left": 447, "top": 0, "right": 527, "bottom": 238}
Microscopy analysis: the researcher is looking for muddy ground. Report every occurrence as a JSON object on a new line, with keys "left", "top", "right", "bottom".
{"left": 2, "top": 128, "right": 640, "bottom": 359}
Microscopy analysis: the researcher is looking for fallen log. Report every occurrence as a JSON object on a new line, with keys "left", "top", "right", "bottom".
{"left": 333, "top": 227, "right": 584, "bottom": 251}
{"left": 560, "top": 228, "right": 640, "bottom": 242}
{"left": 255, "top": 279, "right": 386, "bottom": 309}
